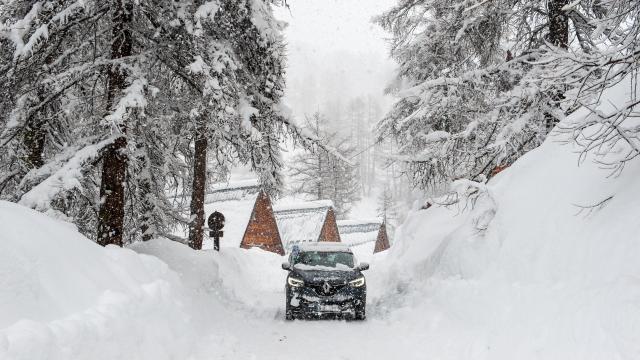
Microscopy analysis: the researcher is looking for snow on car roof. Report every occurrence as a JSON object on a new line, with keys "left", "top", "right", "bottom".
{"left": 295, "top": 242, "right": 352, "bottom": 253}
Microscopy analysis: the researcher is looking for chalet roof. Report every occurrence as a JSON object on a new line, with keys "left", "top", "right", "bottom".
{"left": 205, "top": 179, "right": 261, "bottom": 203}
{"left": 273, "top": 200, "right": 334, "bottom": 251}
{"left": 272, "top": 199, "right": 334, "bottom": 214}
{"left": 337, "top": 219, "right": 382, "bottom": 246}
{"left": 337, "top": 219, "right": 384, "bottom": 263}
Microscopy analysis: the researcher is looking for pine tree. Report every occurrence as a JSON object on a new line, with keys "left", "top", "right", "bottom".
{"left": 376, "top": 184, "right": 399, "bottom": 236}
{"left": 289, "top": 112, "right": 361, "bottom": 217}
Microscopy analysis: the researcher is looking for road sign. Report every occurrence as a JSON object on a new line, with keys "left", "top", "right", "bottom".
{"left": 208, "top": 211, "right": 225, "bottom": 231}
{"left": 208, "top": 211, "right": 225, "bottom": 251}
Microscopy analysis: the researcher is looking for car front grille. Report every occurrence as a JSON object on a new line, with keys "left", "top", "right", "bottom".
{"left": 309, "top": 281, "right": 346, "bottom": 296}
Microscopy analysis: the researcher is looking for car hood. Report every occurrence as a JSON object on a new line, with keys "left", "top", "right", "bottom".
{"left": 291, "top": 267, "right": 362, "bottom": 284}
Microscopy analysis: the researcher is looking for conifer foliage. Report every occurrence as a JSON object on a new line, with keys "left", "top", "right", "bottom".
{"left": 377, "top": 0, "right": 640, "bottom": 190}
{"left": 289, "top": 112, "right": 361, "bottom": 218}
{"left": 0, "top": 0, "right": 319, "bottom": 247}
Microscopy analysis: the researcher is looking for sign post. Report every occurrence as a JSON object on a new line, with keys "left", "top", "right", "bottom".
{"left": 207, "top": 211, "right": 225, "bottom": 251}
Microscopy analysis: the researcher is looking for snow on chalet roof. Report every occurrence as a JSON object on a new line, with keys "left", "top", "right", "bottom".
{"left": 205, "top": 179, "right": 261, "bottom": 203}
{"left": 337, "top": 219, "right": 383, "bottom": 263}
{"left": 338, "top": 219, "right": 382, "bottom": 235}
{"left": 202, "top": 180, "right": 261, "bottom": 250}
{"left": 273, "top": 200, "right": 334, "bottom": 251}
{"left": 272, "top": 199, "right": 334, "bottom": 213}
{"left": 337, "top": 219, "right": 381, "bottom": 245}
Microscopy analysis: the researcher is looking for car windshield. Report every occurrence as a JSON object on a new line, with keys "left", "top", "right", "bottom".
{"left": 295, "top": 251, "right": 354, "bottom": 269}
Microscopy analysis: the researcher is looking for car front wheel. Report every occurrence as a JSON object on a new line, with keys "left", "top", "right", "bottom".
{"left": 354, "top": 301, "right": 366, "bottom": 320}
{"left": 285, "top": 298, "right": 295, "bottom": 321}
{"left": 285, "top": 309, "right": 295, "bottom": 321}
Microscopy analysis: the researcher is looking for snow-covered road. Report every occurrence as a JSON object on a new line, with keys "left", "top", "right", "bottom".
{"left": 133, "top": 240, "right": 415, "bottom": 360}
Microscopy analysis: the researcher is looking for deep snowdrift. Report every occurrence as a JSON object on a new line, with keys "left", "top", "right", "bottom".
{"left": 0, "top": 202, "right": 193, "bottom": 360}
{"left": 370, "top": 79, "right": 640, "bottom": 359}
{"left": 0, "top": 200, "right": 296, "bottom": 359}
{"left": 0, "top": 199, "right": 397, "bottom": 360}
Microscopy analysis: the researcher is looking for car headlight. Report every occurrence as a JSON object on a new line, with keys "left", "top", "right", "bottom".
{"left": 349, "top": 276, "right": 365, "bottom": 288}
{"left": 287, "top": 277, "right": 304, "bottom": 287}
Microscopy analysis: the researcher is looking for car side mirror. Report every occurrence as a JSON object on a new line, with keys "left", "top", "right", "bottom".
{"left": 281, "top": 262, "right": 291, "bottom": 271}
{"left": 357, "top": 262, "right": 369, "bottom": 271}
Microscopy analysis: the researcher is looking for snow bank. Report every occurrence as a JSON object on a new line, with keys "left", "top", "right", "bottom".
{"left": 370, "top": 79, "right": 640, "bottom": 358}
{"left": 0, "top": 201, "right": 287, "bottom": 360}
{"left": 0, "top": 201, "right": 191, "bottom": 360}
{"left": 132, "top": 239, "right": 286, "bottom": 314}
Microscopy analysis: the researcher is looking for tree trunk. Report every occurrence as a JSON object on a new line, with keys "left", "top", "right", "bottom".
{"left": 139, "top": 149, "right": 154, "bottom": 242}
{"left": 317, "top": 152, "right": 323, "bottom": 199}
{"left": 188, "top": 130, "right": 207, "bottom": 250}
{"left": 545, "top": 0, "right": 569, "bottom": 131}
{"left": 315, "top": 115, "right": 323, "bottom": 200}
{"left": 22, "top": 117, "right": 46, "bottom": 169}
{"left": 97, "top": 0, "right": 133, "bottom": 247}
{"left": 22, "top": 50, "right": 58, "bottom": 171}
{"left": 548, "top": 0, "right": 569, "bottom": 49}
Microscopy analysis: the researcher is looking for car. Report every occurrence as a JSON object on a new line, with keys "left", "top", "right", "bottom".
{"left": 281, "top": 242, "right": 369, "bottom": 320}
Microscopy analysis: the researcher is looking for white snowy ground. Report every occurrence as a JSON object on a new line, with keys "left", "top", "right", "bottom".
{"left": 2, "top": 79, "right": 640, "bottom": 359}
{"left": 0, "top": 203, "right": 398, "bottom": 360}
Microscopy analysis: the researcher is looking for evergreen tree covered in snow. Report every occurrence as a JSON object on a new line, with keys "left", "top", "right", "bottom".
{"left": 289, "top": 112, "right": 361, "bottom": 217}
{"left": 377, "top": 186, "right": 396, "bottom": 221}
{"left": 376, "top": 0, "right": 640, "bottom": 190}
{"left": 376, "top": 184, "right": 400, "bottom": 236}
{"left": 0, "top": 0, "right": 328, "bottom": 248}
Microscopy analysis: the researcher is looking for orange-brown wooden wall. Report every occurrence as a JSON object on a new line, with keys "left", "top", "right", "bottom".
{"left": 240, "top": 191, "right": 285, "bottom": 255}
{"left": 318, "top": 208, "right": 341, "bottom": 243}
{"left": 374, "top": 222, "right": 390, "bottom": 253}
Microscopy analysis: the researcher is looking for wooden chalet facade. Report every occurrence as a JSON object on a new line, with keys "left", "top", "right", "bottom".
{"left": 373, "top": 222, "right": 390, "bottom": 253}
{"left": 239, "top": 191, "right": 284, "bottom": 255}
{"left": 200, "top": 180, "right": 393, "bottom": 259}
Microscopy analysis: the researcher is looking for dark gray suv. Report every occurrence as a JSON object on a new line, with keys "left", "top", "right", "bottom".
{"left": 282, "top": 243, "right": 369, "bottom": 320}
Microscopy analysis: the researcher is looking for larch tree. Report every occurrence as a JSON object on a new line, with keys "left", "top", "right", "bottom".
{"left": 289, "top": 112, "right": 361, "bottom": 218}
{"left": 184, "top": 0, "right": 292, "bottom": 250}
{"left": 376, "top": 183, "right": 400, "bottom": 237}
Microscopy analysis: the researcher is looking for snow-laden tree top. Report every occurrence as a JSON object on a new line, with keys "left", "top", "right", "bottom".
{"left": 376, "top": 0, "right": 639, "bottom": 191}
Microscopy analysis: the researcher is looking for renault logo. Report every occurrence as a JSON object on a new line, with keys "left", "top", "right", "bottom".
{"left": 322, "top": 281, "right": 331, "bottom": 293}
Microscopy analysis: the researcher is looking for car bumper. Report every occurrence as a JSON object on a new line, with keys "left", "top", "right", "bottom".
{"left": 287, "top": 285, "right": 366, "bottom": 317}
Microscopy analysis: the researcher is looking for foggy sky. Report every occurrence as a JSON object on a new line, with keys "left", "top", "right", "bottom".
{"left": 274, "top": 0, "right": 398, "bottom": 121}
